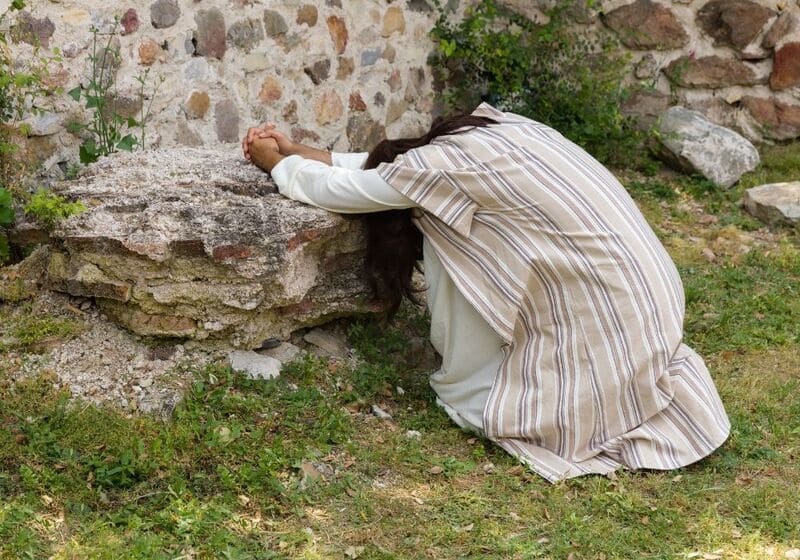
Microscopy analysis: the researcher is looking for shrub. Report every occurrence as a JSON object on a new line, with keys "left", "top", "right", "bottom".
{"left": 430, "top": 0, "right": 652, "bottom": 166}
{"left": 23, "top": 188, "right": 85, "bottom": 230}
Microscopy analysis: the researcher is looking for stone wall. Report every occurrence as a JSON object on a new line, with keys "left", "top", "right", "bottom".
{"left": 4, "top": 0, "right": 448, "bottom": 181}
{"left": 7, "top": 0, "right": 800, "bottom": 184}
{"left": 598, "top": 0, "right": 799, "bottom": 143}
{"left": 502, "top": 0, "right": 800, "bottom": 143}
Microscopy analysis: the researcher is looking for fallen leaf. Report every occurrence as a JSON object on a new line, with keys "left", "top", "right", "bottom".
{"left": 454, "top": 523, "right": 474, "bottom": 533}
{"left": 537, "top": 537, "right": 550, "bottom": 544}
{"left": 237, "top": 494, "right": 250, "bottom": 506}
{"left": 509, "top": 511, "right": 522, "bottom": 521}
{"left": 40, "top": 494, "right": 53, "bottom": 506}
{"left": 429, "top": 465, "right": 443, "bottom": 474}
{"left": 640, "top": 515, "right": 649, "bottom": 525}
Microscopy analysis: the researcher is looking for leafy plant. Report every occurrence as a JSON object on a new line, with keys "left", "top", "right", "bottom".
{"left": 67, "top": 18, "right": 163, "bottom": 164}
{"left": 0, "top": 0, "right": 65, "bottom": 263}
{"left": 0, "top": 186, "right": 13, "bottom": 263}
{"left": 23, "top": 188, "right": 85, "bottom": 229}
{"left": 429, "top": 0, "right": 652, "bottom": 166}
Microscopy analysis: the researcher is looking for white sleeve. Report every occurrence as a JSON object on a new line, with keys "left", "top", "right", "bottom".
{"left": 331, "top": 151, "right": 369, "bottom": 170}
{"left": 270, "top": 154, "right": 415, "bottom": 213}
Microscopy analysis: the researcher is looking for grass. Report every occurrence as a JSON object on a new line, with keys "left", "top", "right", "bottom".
{"left": 0, "top": 143, "right": 799, "bottom": 558}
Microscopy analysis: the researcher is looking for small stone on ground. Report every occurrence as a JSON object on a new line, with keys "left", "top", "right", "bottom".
{"left": 228, "top": 350, "right": 281, "bottom": 379}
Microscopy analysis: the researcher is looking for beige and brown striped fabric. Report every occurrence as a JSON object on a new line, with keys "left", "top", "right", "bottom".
{"left": 376, "top": 102, "right": 731, "bottom": 482}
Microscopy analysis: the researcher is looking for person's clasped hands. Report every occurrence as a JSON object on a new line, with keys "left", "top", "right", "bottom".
{"left": 241, "top": 122, "right": 294, "bottom": 161}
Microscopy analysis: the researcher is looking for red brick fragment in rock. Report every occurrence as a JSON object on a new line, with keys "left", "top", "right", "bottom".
{"left": 697, "top": 0, "right": 774, "bottom": 51}
{"left": 122, "top": 8, "right": 140, "bottom": 35}
{"left": 287, "top": 228, "right": 326, "bottom": 251}
{"left": 602, "top": 0, "right": 687, "bottom": 50}
{"left": 770, "top": 42, "right": 800, "bottom": 90}
{"left": 327, "top": 16, "right": 348, "bottom": 54}
{"left": 740, "top": 95, "right": 800, "bottom": 140}
{"left": 212, "top": 245, "right": 252, "bottom": 261}
{"left": 664, "top": 55, "right": 759, "bottom": 88}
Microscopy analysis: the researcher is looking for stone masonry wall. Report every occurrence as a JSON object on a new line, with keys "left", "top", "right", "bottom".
{"left": 613, "top": 0, "right": 800, "bottom": 143}
{"left": 504, "top": 0, "right": 800, "bottom": 144}
{"left": 4, "top": 0, "right": 450, "bottom": 181}
{"left": 6, "top": 0, "right": 800, "bottom": 184}
{"left": 520, "top": 0, "right": 800, "bottom": 142}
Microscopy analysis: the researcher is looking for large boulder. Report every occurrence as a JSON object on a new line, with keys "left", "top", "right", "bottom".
{"left": 742, "top": 182, "right": 800, "bottom": 226}
{"left": 45, "top": 148, "right": 384, "bottom": 347}
{"left": 656, "top": 106, "right": 760, "bottom": 188}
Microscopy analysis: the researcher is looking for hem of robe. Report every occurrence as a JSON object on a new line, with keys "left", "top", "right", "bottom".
{"left": 490, "top": 344, "right": 732, "bottom": 483}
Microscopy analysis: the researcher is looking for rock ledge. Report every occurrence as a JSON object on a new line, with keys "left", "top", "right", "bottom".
{"left": 46, "top": 148, "right": 383, "bottom": 347}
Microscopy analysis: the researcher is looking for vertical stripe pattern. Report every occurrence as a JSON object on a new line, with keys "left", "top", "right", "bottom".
{"left": 376, "top": 103, "right": 731, "bottom": 482}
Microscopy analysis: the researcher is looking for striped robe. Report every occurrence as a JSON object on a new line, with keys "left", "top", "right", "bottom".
{"left": 376, "top": 103, "right": 731, "bottom": 482}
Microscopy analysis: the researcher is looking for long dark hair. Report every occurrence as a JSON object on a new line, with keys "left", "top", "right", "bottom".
{"left": 361, "top": 113, "right": 498, "bottom": 316}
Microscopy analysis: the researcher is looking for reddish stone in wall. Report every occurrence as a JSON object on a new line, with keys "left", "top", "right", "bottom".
{"left": 697, "top": 0, "right": 774, "bottom": 51}
{"left": 602, "top": 0, "right": 688, "bottom": 50}
{"left": 121, "top": 8, "right": 140, "bottom": 35}
{"left": 327, "top": 16, "right": 348, "bottom": 54}
{"left": 194, "top": 8, "right": 227, "bottom": 60}
{"left": 664, "top": 55, "right": 759, "bottom": 88}
{"left": 762, "top": 11, "right": 800, "bottom": 49}
{"left": 741, "top": 96, "right": 800, "bottom": 140}
{"left": 349, "top": 92, "right": 367, "bottom": 111}
{"left": 770, "top": 42, "right": 800, "bottom": 90}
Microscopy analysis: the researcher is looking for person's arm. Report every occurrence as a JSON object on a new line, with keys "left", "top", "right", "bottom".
{"left": 331, "top": 152, "right": 369, "bottom": 170}
{"left": 243, "top": 124, "right": 333, "bottom": 165}
{"left": 270, "top": 154, "right": 415, "bottom": 213}
{"left": 287, "top": 143, "right": 333, "bottom": 165}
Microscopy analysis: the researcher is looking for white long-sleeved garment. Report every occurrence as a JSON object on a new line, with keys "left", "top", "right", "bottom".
{"left": 271, "top": 152, "right": 506, "bottom": 434}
